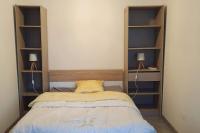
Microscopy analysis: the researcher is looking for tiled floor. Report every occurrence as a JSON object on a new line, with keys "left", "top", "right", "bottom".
{"left": 144, "top": 116, "right": 177, "bottom": 133}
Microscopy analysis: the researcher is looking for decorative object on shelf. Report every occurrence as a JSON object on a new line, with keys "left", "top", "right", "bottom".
{"left": 29, "top": 53, "right": 38, "bottom": 70}
{"left": 29, "top": 53, "right": 38, "bottom": 93}
{"left": 137, "top": 53, "right": 145, "bottom": 69}
{"left": 133, "top": 53, "right": 145, "bottom": 98}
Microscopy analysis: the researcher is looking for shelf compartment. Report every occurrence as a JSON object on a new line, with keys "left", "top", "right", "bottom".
{"left": 20, "top": 27, "right": 41, "bottom": 48}
{"left": 131, "top": 95, "right": 159, "bottom": 109}
{"left": 22, "top": 72, "right": 43, "bottom": 93}
{"left": 21, "top": 92, "right": 40, "bottom": 96}
{"left": 128, "top": 72, "right": 160, "bottom": 81}
{"left": 128, "top": 81, "right": 160, "bottom": 93}
{"left": 128, "top": 50, "right": 160, "bottom": 69}
{"left": 18, "top": 6, "right": 41, "bottom": 26}
{"left": 21, "top": 50, "right": 42, "bottom": 70}
{"left": 22, "top": 96, "right": 37, "bottom": 112}
{"left": 128, "top": 28, "right": 160, "bottom": 48}
{"left": 128, "top": 6, "right": 163, "bottom": 26}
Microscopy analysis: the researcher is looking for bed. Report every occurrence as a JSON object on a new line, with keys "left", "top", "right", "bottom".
{"left": 10, "top": 70, "right": 156, "bottom": 133}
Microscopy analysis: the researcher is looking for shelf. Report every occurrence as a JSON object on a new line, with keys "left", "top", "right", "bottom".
{"left": 128, "top": 47, "right": 160, "bottom": 50}
{"left": 128, "top": 72, "right": 161, "bottom": 81}
{"left": 128, "top": 25, "right": 161, "bottom": 28}
{"left": 128, "top": 5, "right": 164, "bottom": 9}
{"left": 128, "top": 69, "right": 160, "bottom": 72}
{"left": 140, "top": 108, "right": 159, "bottom": 116}
{"left": 21, "top": 92, "right": 40, "bottom": 96}
{"left": 21, "top": 70, "right": 42, "bottom": 73}
{"left": 20, "top": 48, "right": 41, "bottom": 51}
{"left": 140, "top": 108, "right": 159, "bottom": 111}
{"left": 20, "top": 25, "right": 41, "bottom": 28}
{"left": 129, "top": 92, "right": 159, "bottom": 96}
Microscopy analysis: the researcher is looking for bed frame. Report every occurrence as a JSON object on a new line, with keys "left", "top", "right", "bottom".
{"left": 48, "top": 69, "right": 124, "bottom": 92}
{"left": 6, "top": 69, "right": 124, "bottom": 132}
{"left": 49, "top": 69, "right": 123, "bottom": 82}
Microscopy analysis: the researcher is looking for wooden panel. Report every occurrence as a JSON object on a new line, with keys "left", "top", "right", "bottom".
{"left": 49, "top": 70, "right": 123, "bottom": 82}
{"left": 124, "top": 7, "right": 129, "bottom": 93}
{"left": 128, "top": 72, "right": 160, "bottom": 81}
{"left": 157, "top": 6, "right": 166, "bottom": 115}
{"left": 14, "top": 6, "right": 25, "bottom": 114}
{"left": 40, "top": 7, "right": 49, "bottom": 92}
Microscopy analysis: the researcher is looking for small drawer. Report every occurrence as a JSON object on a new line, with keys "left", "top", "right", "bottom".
{"left": 128, "top": 72, "right": 161, "bottom": 81}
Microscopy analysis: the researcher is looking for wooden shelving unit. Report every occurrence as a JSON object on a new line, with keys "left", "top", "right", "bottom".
{"left": 124, "top": 6, "right": 166, "bottom": 116}
{"left": 14, "top": 5, "right": 49, "bottom": 116}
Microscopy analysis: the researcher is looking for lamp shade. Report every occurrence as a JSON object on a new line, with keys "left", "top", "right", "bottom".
{"left": 137, "top": 53, "right": 145, "bottom": 61}
{"left": 29, "top": 53, "right": 38, "bottom": 62}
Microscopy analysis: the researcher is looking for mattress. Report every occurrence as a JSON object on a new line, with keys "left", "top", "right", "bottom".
{"left": 10, "top": 91, "right": 156, "bottom": 133}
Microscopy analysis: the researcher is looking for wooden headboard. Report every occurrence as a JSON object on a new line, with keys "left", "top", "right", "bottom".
{"left": 49, "top": 69, "right": 123, "bottom": 82}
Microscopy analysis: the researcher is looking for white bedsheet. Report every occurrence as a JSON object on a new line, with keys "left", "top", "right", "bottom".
{"left": 11, "top": 100, "right": 156, "bottom": 133}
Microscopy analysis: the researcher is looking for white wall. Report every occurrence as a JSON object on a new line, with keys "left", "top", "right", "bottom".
{"left": 163, "top": 0, "right": 200, "bottom": 132}
{"left": 2, "top": 0, "right": 200, "bottom": 132}
{"left": 16, "top": 0, "right": 165, "bottom": 70}
{"left": 12, "top": 0, "right": 200, "bottom": 132}
{"left": 0, "top": 0, "right": 19, "bottom": 132}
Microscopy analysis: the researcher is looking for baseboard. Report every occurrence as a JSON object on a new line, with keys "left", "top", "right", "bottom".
{"left": 162, "top": 115, "right": 178, "bottom": 133}
{"left": 5, "top": 117, "right": 21, "bottom": 133}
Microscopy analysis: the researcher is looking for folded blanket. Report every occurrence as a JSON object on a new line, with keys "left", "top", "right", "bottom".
{"left": 29, "top": 91, "right": 133, "bottom": 107}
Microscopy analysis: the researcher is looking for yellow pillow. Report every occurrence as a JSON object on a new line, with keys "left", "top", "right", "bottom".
{"left": 75, "top": 80, "right": 104, "bottom": 93}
